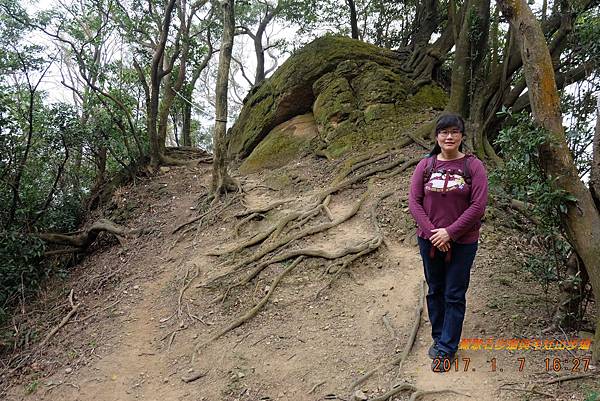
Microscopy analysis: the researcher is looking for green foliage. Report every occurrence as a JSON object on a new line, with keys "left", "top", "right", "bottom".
{"left": 561, "top": 88, "right": 597, "bottom": 180}
{"left": 567, "top": 7, "right": 600, "bottom": 66}
{"left": 280, "top": 0, "right": 423, "bottom": 49}
{"left": 491, "top": 109, "right": 573, "bottom": 289}
{"left": 491, "top": 109, "right": 577, "bottom": 226}
{"left": 0, "top": 229, "right": 45, "bottom": 322}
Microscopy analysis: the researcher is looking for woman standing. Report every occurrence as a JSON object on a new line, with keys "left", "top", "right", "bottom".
{"left": 408, "top": 114, "right": 488, "bottom": 372}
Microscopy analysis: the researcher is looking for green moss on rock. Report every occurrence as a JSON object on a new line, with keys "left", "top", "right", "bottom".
{"left": 351, "top": 62, "right": 408, "bottom": 107}
{"left": 239, "top": 113, "right": 318, "bottom": 174}
{"left": 407, "top": 84, "right": 447, "bottom": 110}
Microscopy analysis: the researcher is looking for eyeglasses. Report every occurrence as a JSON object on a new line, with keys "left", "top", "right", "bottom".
{"left": 437, "top": 129, "right": 462, "bottom": 137}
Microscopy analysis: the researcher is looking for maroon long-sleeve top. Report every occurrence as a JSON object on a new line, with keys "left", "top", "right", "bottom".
{"left": 408, "top": 154, "right": 488, "bottom": 244}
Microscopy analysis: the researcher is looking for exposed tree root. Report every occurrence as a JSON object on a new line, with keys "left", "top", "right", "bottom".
{"left": 407, "top": 389, "right": 470, "bottom": 401}
{"left": 362, "top": 383, "right": 469, "bottom": 401}
{"left": 367, "top": 383, "right": 416, "bottom": 401}
{"left": 499, "top": 384, "right": 554, "bottom": 398}
{"left": 172, "top": 208, "right": 215, "bottom": 234}
{"left": 193, "top": 151, "right": 422, "bottom": 369}
{"left": 308, "top": 380, "right": 326, "bottom": 395}
{"left": 545, "top": 373, "right": 597, "bottom": 385}
{"left": 382, "top": 313, "right": 399, "bottom": 340}
{"left": 316, "top": 237, "right": 381, "bottom": 299}
{"left": 333, "top": 148, "right": 401, "bottom": 184}
{"left": 39, "top": 219, "right": 142, "bottom": 250}
{"left": 235, "top": 198, "right": 296, "bottom": 217}
{"left": 204, "top": 190, "right": 369, "bottom": 286}
{"left": 38, "top": 290, "right": 80, "bottom": 349}
{"left": 163, "top": 263, "right": 201, "bottom": 350}
{"left": 234, "top": 212, "right": 263, "bottom": 236}
{"left": 206, "top": 210, "right": 302, "bottom": 256}
{"left": 212, "top": 239, "right": 387, "bottom": 305}
{"left": 208, "top": 157, "right": 419, "bottom": 272}
{"left": 197, "top": 256, "right": 305, "bottom": 351}
{"left": 2, "top": 290, "right": 81, "bottom": 379}
{"left": 177, "top": 265, "right": 199, "bottom": 320}
{"left": 171, "top": 192, "right": 239, "bottom": 248}
{"left": 316, "top": 188, "right": 394, "bottom": 297}
{"left": 72, "top": 298, "right": 120, "bottom": 323}
{"left": 408, "top": 132, "right": 432, "bottom": 149}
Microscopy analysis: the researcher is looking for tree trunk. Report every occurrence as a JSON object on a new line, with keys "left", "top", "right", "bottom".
{"left": 446, "top": 0, "right": 490, "bottom": 118}
{"left": 411, "top": 0, "right": 438, "bottom": 50}
{"left": 553, "top": 252, "right": 589, "bottom": 329}
{"left": 590, "top": 96, "right": 600, "bottom": 209}
{"left": 211, "top": 0, "right": 237, "bottom": 196}
{"left": 254, "top": 35, "right": 266, "bottom": 84}
{"left": 148, "top": 0, "right": 178, "bottom": 170}
{"left": 347, "top": 0, "right": 359, "bottom": 40}
{"left": 182, "top": 97, "right": 193, "bottom": 147}
{"left": 498, "top": 0, "right": 600, "bottom": 364}
{"left": 490, "top": 5, "right": 500, "bottom": 74}
{"left": 252, "top": 5, "right": 278, "bottom": 85}
{"left": 158, "top": 0, "right": 195, "bottom": 152}
{"left": 148, "top": 81, "right": 162, "bottom": 169}
{"left": 409, "top": 11, "right": 457, "bottom": 82}
{"left": 180, "top": 35, "right": 213, "bottom": 147}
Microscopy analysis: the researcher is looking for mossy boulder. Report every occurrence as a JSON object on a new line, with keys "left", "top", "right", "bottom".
{"left": 239, "top": 113, "right": 318, "bottom": 174}
{"left": 228, "top": 35, "right": 406, "bottom": 159}
{"left": 228, "top": 35, "right": 448, "bottom": 168}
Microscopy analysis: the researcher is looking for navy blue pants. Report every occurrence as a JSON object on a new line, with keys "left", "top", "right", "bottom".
{"left": 417, "top": 237, "right": 478, "bottom": 355}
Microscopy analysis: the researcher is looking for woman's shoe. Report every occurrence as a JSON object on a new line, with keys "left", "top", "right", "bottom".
{"left": 428, "top": 342, "right": 439, "bottom": 359}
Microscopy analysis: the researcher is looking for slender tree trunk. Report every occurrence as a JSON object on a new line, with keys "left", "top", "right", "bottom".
{"left": 254, "top": 36, "right": 266, "bottom": 84}
{"left": 251, "top": 6, "right": 278, "bottom": 85}
{"left": 158, "top": 55, "right": 175, "bottom": 152}
{"left": 180, "top": 78, "right": 200, "bottom": 148}
{"left": 158, "top": 0, "right": 196, "bottom": 153}
{"left": 180, "top": 38, "right": 212, "bottom": 147}
{"left": 591, "top": 96, "right": 600, "bottom": 209}
{"left": 182, "top": 98, "right": 193, "bottom": 147}
{"left": 541, "top": 0, "right": 548, "bottom": 22}
{"left": 149, "top": 81, "right": 162, "bottom": 169}
{"left": 148, "top": 0, "right": 178, "bottom": 170}
{"left": 211, "top": 0, "right": 237, "bottom": 196}
{"left": 347, "top": 0, "right": 359, "bottom": 40}
{"left": 498, "top": 0, "right": 600, "bottom": 364}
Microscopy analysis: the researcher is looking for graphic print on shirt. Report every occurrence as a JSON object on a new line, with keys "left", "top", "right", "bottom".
{"left": 425, "top": 169, "right": 467, "bottom": 193}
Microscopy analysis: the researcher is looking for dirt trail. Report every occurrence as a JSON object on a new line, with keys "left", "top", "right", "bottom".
{"left": 3, "top": 151, "right": 598, "bottom": 401}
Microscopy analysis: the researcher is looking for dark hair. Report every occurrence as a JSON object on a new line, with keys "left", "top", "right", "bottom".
{"left": 429, "top": 113, "right": 465, "bottom": 156}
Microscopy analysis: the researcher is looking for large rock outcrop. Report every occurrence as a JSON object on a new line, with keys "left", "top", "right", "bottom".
{"left": 229, "top": 36, "right": 447, "bottom": 172}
